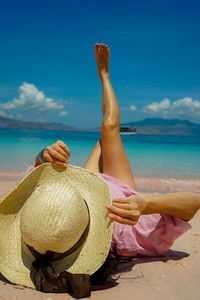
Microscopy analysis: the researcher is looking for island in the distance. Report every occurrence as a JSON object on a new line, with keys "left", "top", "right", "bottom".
{"left": 0, "top": 116, "right": 200, "bottom": 136}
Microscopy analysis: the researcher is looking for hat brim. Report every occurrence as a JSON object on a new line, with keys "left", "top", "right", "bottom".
{"left": 0, "top": 164, "right": 113, "bottom": 288}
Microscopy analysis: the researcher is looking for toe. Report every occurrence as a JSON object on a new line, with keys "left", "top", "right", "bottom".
{"left": 95, "top": 44, "right": 100, "bottom": 56}
{"left": 100, "top": 43, "right": 104, "bottom": 51}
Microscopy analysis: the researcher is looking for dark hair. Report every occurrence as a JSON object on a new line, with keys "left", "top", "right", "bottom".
{"left": 90, "top": 251, "right": 121, "bottom": 289}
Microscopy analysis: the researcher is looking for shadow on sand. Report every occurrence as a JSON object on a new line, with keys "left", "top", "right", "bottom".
{"left": 114, "top": 249, "right": 189, "bottom": 275}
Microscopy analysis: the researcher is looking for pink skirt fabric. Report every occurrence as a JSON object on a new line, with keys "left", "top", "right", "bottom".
{"left": 98, "top": 173, "right": 191, "bottom": 257}
{"left": 24, "top": 166, "right": 191, "bottom": 257}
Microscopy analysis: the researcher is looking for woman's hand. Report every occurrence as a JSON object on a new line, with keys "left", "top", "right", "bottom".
{"left": 42, "top": 140, "right": 70, "bottom": 168}
{"left": 106, "top": 194, "right": 147, "bottom": 226}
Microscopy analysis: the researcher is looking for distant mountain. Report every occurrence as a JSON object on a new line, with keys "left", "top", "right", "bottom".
{"left": 121, "top": 118, "right": 200, "bottom": 136}
{"left": 122, "top": 118, "right": 194, "bottom": 126}
{"left": 0, "top": 116, "right": 200, "bottom": 136}
{"left": 0, "top": 116, "right": 80, "bottom": 131}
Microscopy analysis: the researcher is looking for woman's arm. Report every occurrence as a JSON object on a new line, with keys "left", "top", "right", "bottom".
{"left": 143, "top": 192, "right": 200, "bottom": 221}
{"left": 107, "top": 192, "right": 200, "bottom": 225}
{"left": 35, "top": 140, "right": 70, "bottom": 168}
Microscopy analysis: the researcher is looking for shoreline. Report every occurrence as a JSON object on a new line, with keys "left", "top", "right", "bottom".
{"left": 0, "top": 170, "right": 199, "bottom": 199}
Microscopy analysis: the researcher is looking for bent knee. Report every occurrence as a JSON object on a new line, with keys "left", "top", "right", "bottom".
{"left": 101, "top": 117, "right": 120, "bottom": 132}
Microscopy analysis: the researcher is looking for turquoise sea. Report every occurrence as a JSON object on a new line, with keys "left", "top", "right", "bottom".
{"left": 0, "top": 128, "right": 200, "bottom": 178}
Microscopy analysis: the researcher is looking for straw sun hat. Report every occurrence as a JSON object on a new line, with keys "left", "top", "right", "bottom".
{"left": 0, "top": 163, "right": 113, "bottom": 288}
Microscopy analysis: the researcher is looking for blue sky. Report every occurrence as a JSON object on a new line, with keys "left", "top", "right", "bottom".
{"left": 0, "top": 0, "right": 200, "bottom": 128}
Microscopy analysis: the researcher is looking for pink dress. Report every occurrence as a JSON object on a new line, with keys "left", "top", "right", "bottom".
{"left": 98, "top": 173, "right": 191, "bottom": 256}
{"left": 25, "top": 166, "right": 191, "bottom": 257}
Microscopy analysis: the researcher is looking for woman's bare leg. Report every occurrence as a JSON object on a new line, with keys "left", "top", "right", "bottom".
{"left": 84, "top": 43, "right": 136, "bottom": 189}
{"left": 84, "top": 140, "right": 103, "bottom": 173}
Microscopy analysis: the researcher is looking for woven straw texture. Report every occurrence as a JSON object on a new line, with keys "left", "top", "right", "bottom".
{"left": 0, "top": 163, "right": 113, "bottom": 288}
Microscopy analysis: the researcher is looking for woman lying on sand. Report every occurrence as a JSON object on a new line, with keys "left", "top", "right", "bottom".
{"left": 1, "top": 44, "right": 200, "bottom": 298}
{"left": 36, "top": 43, "right": 200, "bottom": 228}
{"left": 25, "top": 43, "right": 200, "bottom": 294}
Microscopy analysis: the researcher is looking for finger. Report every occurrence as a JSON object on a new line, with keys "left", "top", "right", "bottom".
{"left": 112, "top": 197, "right": 136, "bottom": 204}
{"left": 42, "top": 152, "right": 67, "bottom": 168}
{"left": 42, "top": 151, "right": 54, "bottom": 163}
{"left": 56, "top": 140, "right": 70, "bottom": 157}
{"left": 112, "top": 202, "right": 132, "bottom": 210}
{"left": 46, "top": 147, "right": 67, "bottom": 163}
{"left": 107, "top": 205, "right": 139, "bottom": 219}
{"left": 108, "top": 213, "right": 137, "bottom": 226}
{"left": 52, "top": 143, "right": 69, "bottom": 159}
{"left": 51, "top": 160, "right": 67, "bottom": 168}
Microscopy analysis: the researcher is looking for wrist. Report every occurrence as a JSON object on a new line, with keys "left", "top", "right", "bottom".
{"left": 134, "top": 193, "right": 152, "bottom": 215}
{"left": 142, "top": 193, "right": 161, "bottom": 215}
{"left": 38, "top": 148, "right": 47, "bottom": 164}
{"left": 142, "top": 194, "right": 151, "bottom": 215}
{"left": 40, "top": 149, "right": 46, "bottom": 162}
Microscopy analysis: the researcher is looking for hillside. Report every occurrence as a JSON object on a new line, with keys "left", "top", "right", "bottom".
{"left": 0, "top": 116, "right": 80, "bottom": 131}
{"left": 0, "top": 116, "right": 200, "bottom": 136}
{"left": 121, "top": 118, "right": 200, "bottom": 136}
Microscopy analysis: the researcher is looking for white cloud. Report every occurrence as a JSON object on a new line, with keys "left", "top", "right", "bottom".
{"left": 142, "top": 98, "right": 171, "bottom": 117}
{"left": 121, "top": 105, "right": 137, "bottom": 111}
{"left": 172, "top": 97, "right": 200, "bottom": 118}
{"left": 129, "top": 105, "right": 137, "bottom": 111}
{"left": 60, "top": 111, "right": 67, "bottom": 116}
{"left": 141, "top": 97, "right": 200, "bottom": 119}
{"left": 0, "top": 82, "right": 68, "bottom": 114}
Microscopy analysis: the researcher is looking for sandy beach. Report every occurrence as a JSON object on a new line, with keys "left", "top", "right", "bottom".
{"left": 0, "top": 170, "right": 200, "bottom": 300}
{"left": 0, "top": 169, "right": 199, "bottom": 195}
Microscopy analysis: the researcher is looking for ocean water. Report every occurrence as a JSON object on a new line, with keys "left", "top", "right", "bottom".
{"left": 0, "top": 128, "right": 200, "bottom": 178}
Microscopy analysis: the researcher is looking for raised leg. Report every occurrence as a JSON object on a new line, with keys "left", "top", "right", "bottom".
{"left": 84, "top": 140, "right": 103, "bottom": 173}
{"left": 84, "top": 43, "right": 136, "bottom": 190}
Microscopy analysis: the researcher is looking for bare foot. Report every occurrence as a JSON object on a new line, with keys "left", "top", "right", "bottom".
{"left": 95, "top": 43, "right": 110, "bottom": 81}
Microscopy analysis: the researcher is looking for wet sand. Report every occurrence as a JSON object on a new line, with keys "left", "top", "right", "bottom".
{"left": 0, "top": 169, "right": 199, "bottom": 195}
{"left": 0, "top": 169, "right": 200, "bottom": 300}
